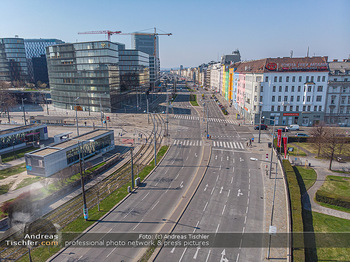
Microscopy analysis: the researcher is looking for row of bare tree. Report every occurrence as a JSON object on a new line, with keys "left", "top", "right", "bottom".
{"left": 0, "top": 81, "right": 17, "bottom": 123}
{"left": 310, "top": 123, "right": 349, "bottom": 170}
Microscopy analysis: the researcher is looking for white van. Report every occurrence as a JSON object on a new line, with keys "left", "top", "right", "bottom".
{"left": 286, "top": 124, "right": 300, "bottom": 131}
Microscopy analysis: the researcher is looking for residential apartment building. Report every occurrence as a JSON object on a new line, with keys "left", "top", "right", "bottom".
{"left": 234, "top": 56, "right": 329, "bottom": 126}
{"left": 325, "top": 59, "right": 350, "bottom": 125}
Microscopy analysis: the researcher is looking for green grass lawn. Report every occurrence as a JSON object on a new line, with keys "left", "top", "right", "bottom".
{"left": 309, "top": 211, "right": 350, "bottom": 261}
{"left": 0, "top": 183, "right": 13, "bottom": 195}
{"left": 288, "top": 144, "right": 308, "bottom": 156}
{"left": 0, "top": 163, "right": 26, "bottom": 179}
{"left": 318, "top": 176, "right": 350, "bottom": 198}
{"left": 294, "top": 142, "right": 350, "bottom": 159}
{"left": 294, "top": 166, "right": 317, "bottom": 192}
{"left": 15, "top": 176, "right": 43, "bottom": 190}
{"left": 1, "top": 146, "right": 36, "bottom": 163}
{"left": 189, "top": 94, "right": 199, "bottom": 106}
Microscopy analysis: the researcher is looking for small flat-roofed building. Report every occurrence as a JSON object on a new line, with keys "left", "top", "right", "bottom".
{"left": 25, "top": 129, "right": 114, "bottom": 177}
{"left": 0, "top": 125, "right": 49, "bottom": 155}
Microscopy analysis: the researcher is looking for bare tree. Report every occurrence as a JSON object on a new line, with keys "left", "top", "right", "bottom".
{"left": 310, "top": 122, "right": 328, "bottom": 157}
{"left": 323, "top": 127, "right": 346, "bottom": 170}
{"left": 0, "top": 82, "right": 17, "bottom": 123}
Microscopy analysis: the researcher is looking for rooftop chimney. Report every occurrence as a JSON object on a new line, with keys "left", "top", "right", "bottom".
{"left": 333, "top": 59, "right": 338, "bottom": 62}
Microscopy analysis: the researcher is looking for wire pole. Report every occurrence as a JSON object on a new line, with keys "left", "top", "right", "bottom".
{"left": 258, "top": 106, "right": 262, "bottom": 143}
{"left": 269, "top": 119, "right": 276, "bottom": 179}
{"left": 79, "top": 142, "right": 88, "bottom": 220}
{"left": 22, "top": 98, "right": 26, "bottom": 125}
{"left": 131, "top": 147, "right": 134, "bottom": 189}
{"left": 166, "top": 86, "right": 169, "bottom": 136}
{"left": 75, "top": 97, "right": 80, "bottom": 136}
{"left": 153, "top": 114, "right": 157, "bottom": 166}
{"left": 99, "top": 96, "right": 103, "bottom": 127}
{"left": 147, "top": 97, "right": 149, "bottom": 124}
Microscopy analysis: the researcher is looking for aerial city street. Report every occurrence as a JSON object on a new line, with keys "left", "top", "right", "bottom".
{"left": 0, "top": 1, "right": 349, "bottom": 262}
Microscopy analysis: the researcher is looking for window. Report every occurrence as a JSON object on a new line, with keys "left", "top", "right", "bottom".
{"left": 322, "top": 76, "right": 325, "bottom": 82}
{"left": 298, "top": 86, "right": 301, "bottom": 92}
{"left": 254, "top": 86, "right": 257, "bottom": 92}
{"left": 317, "top": 76, "right": 321, "bottom": 82}
{"left": 341, "top": 96, "right": 346, "bottom": 104}
{"left": 299, "top": 76, "right": 302, "bottom": 82}
{"left": 303, "top": 106, "right": 306, "bottom": 111}
{"left": 254, "top": 105, "right": 256, "bottom": 111}
{"left": 334, "top": 78, "right": 337, "bottom": 82}
{"left": 303, "top": 96, "right": 305, "bottom": 102}
{"left": 261, "top": 86, "right": 263, "bottom": 92}
{"left": 265, "top": 76, "right": 268, "bottom": 82}
{"left": 272, "top": 96, "right": 275, "bottom": 102}
{"left": 279, "top": 76, "right": 282, "bottom": 82}
{"left": 307, "top": 96, "right": 311, "bottom": 102}
{"left": 277, "top": 96, "right": 281, "bottom": 102}
{"left": 307, "top": 106, "right": 311, "bottom": 111}
{"left": 314, "top": 106, "right": 317, "bottom": 111}
{"left": 271, "top": 105, "right": 274, "bottom": 111}
{"left": 297, "top": 96, "right": 300, "bottom": 102}
{"left": 284, "top": 106, "right": 287, "bottom": 111}
{"left": 274, "top": 76, "right": 277, "bottom": 82}
{"left": 292, "top": 86, "right": 295, "bottom": 92}
{"left": 296, "top": 105, "right": 299, "bottom": 111}
{"left": 306, "top": 76, "right": 309, "bottom": 82}
{"left": 331, "top": 95, "right": 336, "bottom": 104}
{"left": 279, "top": 86, "right": 282, "bottom": 92}
{"left": 347, "top": 106, "right": 350, "bottom": 114}
{"left": 316, "top": 96, "right": 322, "bottom": 102}
{"left": 277, "top": 105, "right": 281, "bottom": 111}
{"left": 317, "top": 86, "right": 323, "bottom": 92}
{"left": 292, "top": 76, "right": 295, "bottom": 82}
{"left": 308, "top": 86, "right": 312, "bottom": 92}
{"left": 254, "top": 96, "right": 257, "bottom": 102}
{"left": 289, "top": 106, "right": 293, "bottom": 111}
{"left": 343, "top": 87, "right": 347, "bottom": 93}
{"left": 340, "top": 107, "right": 344, "bottom": 114}
{"left": 345, "top": 78, "right": 348, "bottom": 82}
{"left": 284, "top": 96, "right": 288, "bottom": 102}
{"left": 285, "top": 86, "right": 288, "bottom": 92}
{"left": 311, "top": 76, "right": 314, "bottom": 82}
{"left": 273, "top": 86, "right": 276, "bottom": 92}
{"left": 286, "top": 76, "right": 289, "bottom": 82}
{"left": 319, "top": 106, "right": 322, "bottom": 111}
{"left": 260, "top": 96, "right": 263, "bottom": 102}
{"left": 290, "top": 96, "right": 294, "bottom": 102}
{"left": 348, "top": 96, "right": 350, "bottom": 104}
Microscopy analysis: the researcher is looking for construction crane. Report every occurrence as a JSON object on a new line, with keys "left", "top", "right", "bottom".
{"left": 120, "top": 28, "right": 172, "bottom": 58}
{"left": 78, "top": 30, "right": 122, "bottom": 41}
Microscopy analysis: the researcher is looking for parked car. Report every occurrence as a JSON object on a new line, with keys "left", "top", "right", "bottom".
{"left": 254, "top": 124, "right": 268, "bottom": 130}
{"left": 286, "top": 124, "right": 300, "bottom": 131}
{"left": 295, "top": 133, "right": 309, "bottom": 137}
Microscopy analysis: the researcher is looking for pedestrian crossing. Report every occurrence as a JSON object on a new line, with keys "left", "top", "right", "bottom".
{"left": 173, "top": 114, "right": 240, "bottom": 125}
{"left": 172, "top": 139, "right": 245, "bottom": 150}
{"left": 212, "top": 140, "right": 245, "bottom": 149}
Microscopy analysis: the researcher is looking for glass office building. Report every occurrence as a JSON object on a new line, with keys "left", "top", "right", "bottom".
{"left": 0, "top": 38, "right": 29, "bottom": 82}
{"left": 46, "top": 41, "right": 122, "bottom": 112}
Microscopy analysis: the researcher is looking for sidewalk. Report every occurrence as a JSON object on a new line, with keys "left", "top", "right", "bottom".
{"left": 0, "top": 157, "right": 25, "bottom": 171}
{"left": 246, "top": 131, "right": 290, "bottom": 261}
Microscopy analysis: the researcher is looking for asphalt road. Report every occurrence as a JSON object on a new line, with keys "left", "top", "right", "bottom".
{"left": 155, "top": 90, "right": 265, "bottom": 262}
{"left": 50, "top": 87, "right": 208, "bottom": 262}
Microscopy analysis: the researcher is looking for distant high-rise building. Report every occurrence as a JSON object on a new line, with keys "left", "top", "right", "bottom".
{"left": 221, "top": 49, "right": 241, "bottom": 65}
{"left": 0, "top": 38, "right": 29, "bottom": 83}
{"left": 24, "top": 39, "right": 64, "bottom": 83}
{"left": 132, "top": 34, "right": 160, "bottom": 88}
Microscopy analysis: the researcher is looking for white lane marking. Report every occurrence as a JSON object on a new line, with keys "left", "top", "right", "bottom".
{"left": 216, "top": 223, "right": 220, "bottom": 233}
{"left": 107, "top": 228, "right": 113, "bottom": 233}
{"left": 132, "top": 218, "right": 144, "bottom": 230}
{"left": 215, "top": 155, "right": 218, "bottom": 160}
{"left": 190, "top": 141, "right": 192, "bottom": 146}
{"left": 213, "top": 141, "right": 216, "bottom": 147}
{"left": 171, "top": 246, "right": 176, "bottom": 253}
{"left": 221, "top": 156, "right": 223, "bottom": 161}
{"left": 248, "top": 191, "right": 250, "bottom": 197}
{"left": 179, "top": 247, "right": 188, "bottom": 262}
{"left": 141, "top": 192, "right": 150, "bottom": 201}
{"left": 237, "top": 189, "right": 243, "bottom": 197}
{"left": 195, "top": 153, "right": 198, "bottom": 157}
{"left": 123, "top": 207, "right": 135, "bottom": 218}
{"left": 220, "top": 186, "right": 223, "bottom": 194}
{"left": 246, "top": 206, "right": 249, "bottom": 214}
{"left": 247, "top": 198, "right": 250, "bottom": 205}
{"left": 211, "top": 187, "right": 215, "bottom": 195}
{"left": 232, "top": 166, "right": 235, "bottom": 173}
{"left": 151, "top": 200, "right": 160, "bottom": 210}
{"left": 106, "top": 247, "right": 116, "bottom": 258}
{"left": 249, "top": 184, "right": 251, "bottom": 190}
{"left": 227, "top": 156, "right": 229, "bottom": 161}
{"left": 216, "top": 174, "right": 219, "bottom": 181}
{"left": 222, "top": 205, "right": 226, "bottom": 215}
{"left": 242, "top": 226, "right": 245, "bottom": 234}
{"left": 200, "top": 141, "right": 202, "bottom": 146}
{"left": 219, "top": 165, "right": 222, "bottom": 171}
{"left": 227, "top": 189, "right": 231, "bottom": 197}
{"left": 240, "top": 157, "right": 244, "bottom": 162}
{"left": 244, "top": 216, "right": 247, "bottom": 224}
{"left": 186, "top": 156, "right": 189, "bottom": 161}
{"left": 175, "top": 173, "right": 180, "bottom": 180}
{"left": 180, "top": 181, "right": 184, "bottom": 188}
{"left": 233, "top": 142, "right": 237, "bottom": 149}
{"left": 236, "top": 253, "right": 240, "bottom": 262}
{"left": 203, "top": 201, "right": 208, "bottom": 211}
{"left": 249, "top": 177, "right": 251, "bottom": 184}
{"left": 205, "top": 250, "right": 211, "bottom": 262}
{"left": 230, "top": 142, "right": 234, "bottom": 148}
{"left": 231, "top": 177, "right": 233, "bottom": 184}
{"left": 193, "top": 247, "right": 200, "bottom": 259}
{"left": 223, "top": 141, "right": 227, "bottom": 148}
{"left": 204, "top": 184, "right": 208, "bottom": 191}
{"left": 220, "top": 141, "right": 223, "bottom": 147}
{"left": 193, "top": 221, "right": 200, "bottom": 233}
{"left": 240, "top": 142, "right": 244, "bottom": 149}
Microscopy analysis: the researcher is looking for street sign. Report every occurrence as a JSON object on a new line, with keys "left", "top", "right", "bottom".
{"left": 83, "top": 208, "right": 88, "bottom": 220}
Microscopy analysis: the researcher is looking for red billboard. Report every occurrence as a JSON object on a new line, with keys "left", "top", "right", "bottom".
{"left": 283, "top": 136, "right": 288, "bottom": 158}
{"left": 277, "top": 129, "right": 282, "bottom": 147}
{"left": 283, "top": 113, "right": 299, "bottom": 116}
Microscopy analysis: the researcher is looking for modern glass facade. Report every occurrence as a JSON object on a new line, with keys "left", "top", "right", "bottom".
{"left": 0, "top": 38, "right": 29, "bottom": 82}
{"left": 46, "top": 41, "right": 122, "bottom": 112}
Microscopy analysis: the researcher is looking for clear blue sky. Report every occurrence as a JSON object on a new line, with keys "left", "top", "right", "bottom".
{"left": 1, "top": 0, "right": 349, "bottom": 68}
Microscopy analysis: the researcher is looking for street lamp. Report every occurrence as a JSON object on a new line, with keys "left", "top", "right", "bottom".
{"left": 262, "top": 116, "right": 276, "bottom": 179}
{"left": 71, "top": 138, "right": 95, "bottom": 221}
{"left": 74, "top": 97, "right": 80, "bottom": 136}
{"left": 258, "top": 102, "right": 263, "bottom": 143}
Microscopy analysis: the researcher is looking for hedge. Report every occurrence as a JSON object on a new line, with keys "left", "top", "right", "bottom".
{"left": 316, "top": 190, "right": 350, "bottom": 209}
{"left": 283, "top": 160, "right": 304, "bottom": 261}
